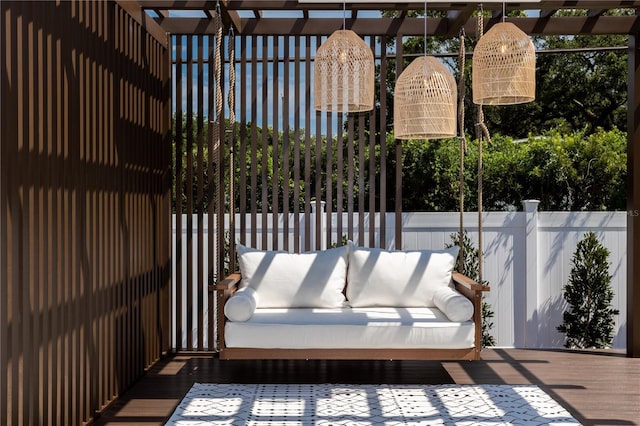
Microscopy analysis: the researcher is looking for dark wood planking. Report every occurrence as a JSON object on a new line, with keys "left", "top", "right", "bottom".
{"left": 93, "top": 349, "right": 640, "bottom": 426}
{"left": 1, "top": 2, "right": 171, "bottom": 423}
{"left": 158, "top": 16, "right": 640, "bottom": 36}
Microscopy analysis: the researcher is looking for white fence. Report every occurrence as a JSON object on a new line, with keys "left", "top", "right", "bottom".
{"left": 172, "top": 202, "right": 628, "bottom": 349}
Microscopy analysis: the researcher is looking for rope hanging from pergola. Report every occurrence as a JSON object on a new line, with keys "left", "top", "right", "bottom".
{"left": 475, "top": 8, "right": 491, "bottom": 285}
{"left": 457, "top": 27, "right": 467, "bottom": 273}
{"left": 227, "top": 27, "right": 236, "bottom": 273}
{"left": 214, "top": 2, "right": 225, "bottom": 280}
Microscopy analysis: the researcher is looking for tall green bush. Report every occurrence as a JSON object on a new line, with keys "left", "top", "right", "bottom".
{"left": 557, "top": 232, "right": 619, "bottom": 349}
{"left": 447, "top": 230, "right": 496, "bottom": 347}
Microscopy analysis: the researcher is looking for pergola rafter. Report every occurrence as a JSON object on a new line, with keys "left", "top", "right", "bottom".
{"left": 136, "top": 0, "right": 640, "bottom": 35}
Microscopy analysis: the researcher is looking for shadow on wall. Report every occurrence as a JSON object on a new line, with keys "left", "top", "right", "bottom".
{"left": 528, "top": 297, "right": 569, "bottom": 348}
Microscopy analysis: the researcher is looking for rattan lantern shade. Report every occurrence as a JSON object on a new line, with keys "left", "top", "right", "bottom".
{"left": 473, "top": 22, "right": 536, "bottom": 105}
{"left": 394, "top": 56, "right": 457, "bottom": 139}
{"left": 314, "top": 30, "right": 374, "bottom": 112}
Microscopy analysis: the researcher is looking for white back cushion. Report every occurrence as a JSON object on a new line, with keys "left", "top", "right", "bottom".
{"left": 237, "top": 244, "right": 349, "bottom": 308}
{"left": 346, "top": 243, "right": 459, "bottom": 308}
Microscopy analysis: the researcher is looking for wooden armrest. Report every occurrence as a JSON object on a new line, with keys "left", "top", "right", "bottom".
{"left": 215, "top": 273, "right": 241, "bottom": 292}
{"left": 452, "top": 272, "right": 490, "bottom": 292}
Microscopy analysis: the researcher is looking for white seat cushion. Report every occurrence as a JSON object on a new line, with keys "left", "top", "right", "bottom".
{"left": 225, "top": 307, "right": 475, "bottom": 349}
{"left": 236, "top": 244, "right": 349, "bottom": 309}
{"left": 346, "top": 243, "right": 459, "bottom": 308}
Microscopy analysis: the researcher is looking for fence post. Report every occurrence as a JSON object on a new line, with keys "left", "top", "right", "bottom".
{"left": 311, "top": 200, "right": 326, "bottom": 251}
{"left": 522, "top": 200, "right": 540, "bottom": 347}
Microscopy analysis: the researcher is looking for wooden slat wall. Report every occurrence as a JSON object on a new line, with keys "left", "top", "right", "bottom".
{"left": 173, "top": 33, "right": 399, "bottom": 350}
{"left": 230, "top": 34, "right": 397, "bottom": 252}
{"left": 0, "top": 1, "right": 172, "bottom": 424}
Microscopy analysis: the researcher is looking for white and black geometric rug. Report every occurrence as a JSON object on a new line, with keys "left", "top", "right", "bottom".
{"left": 166, "top": 383, "right": 580, "bottom": 425}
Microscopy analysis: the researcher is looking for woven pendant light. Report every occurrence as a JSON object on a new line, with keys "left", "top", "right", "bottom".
{"left": 314, "top": 29, "right": 374, "bottom": 112}
{"left": 394, "top": 56, "right": 457, "bottom": 139}
{"left": 473, "top": 22, "right": 536, "bottom": 105}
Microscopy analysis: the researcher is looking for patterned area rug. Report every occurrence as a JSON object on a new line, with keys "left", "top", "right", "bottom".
{"left": 166, "top": 383, "right": 580, "bottom": 425}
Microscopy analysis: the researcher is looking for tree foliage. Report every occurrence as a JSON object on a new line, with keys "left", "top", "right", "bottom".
{"left": 385, "top": 128, "right": 626, "bottom": 212}
{"left": 557, "top": 232, "right": 619, "bottom": 349}
{"left": 447, "top": 230, "right": 496, "bottom": 347}
{"left": 173, "top": 114, "right": 626, "bottom": 213}
{"left": 380, "top": 9, "right": 629, "bottom": 138}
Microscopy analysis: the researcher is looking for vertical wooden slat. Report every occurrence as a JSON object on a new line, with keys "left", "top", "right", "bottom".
{"left": 304, "top": 36, "right": 312, "bottom": 252}
{"left": 196, "top": 34, "right": 204, "bottom": 351}
{"left": 261, "top": 36, "right": 269, "bottom": 249}
{"left": 282, "top": 36, "right": 290, "bottom": 251}
{"left": 358, "top": 113, "right": 365, "bottom": 246}
{"left": 369, "top": 36, "right": 377, "bottom": 248}
{"left": 186, "top": 35, "right": 194, "bottom": 350}
{"left": 347, "top": 117, "right": 355, "bottom": 240}
{"left": 250, "top": 36, "right": 258, "bottom": 247}
{"left": 314, "top": 36, "right": 322, "bottom": 251}
{"left": 272, "top": 36, "right": 280, "bottom": 250}
{"left": 239, "top": 35, "right": 247, "bottom": 246}
{"left": 34, "top": 4, "right": 46, "bottom": 421}
{"left": 313, "top": 37, "right": 326, "bottom": 250}
{"left": 43, "top": 7, "right": 54, "bottom": 421}
{"left": 395, "top": 35, "right": 404, "bottom": 249}
{"left": 174, "top": 36, "right": 183, "bottom": 351}
{"left": 11, "top": 6, "right": 23, "bottom": 423}
{"left": 337, "top": 114, "right": 344, "bottom": 244}
{"left": 379, "top": 36, "right": 387, "bottom": 249}
{"left": 293, "top": 36, "right": 301, "bottom": 253}
{"left": 25, "top": 4, "right": 35, "bottom": 423}
{"left": 0, "top": 4, "right": 9, "bottom": 422}
{"left": 207, "top": 33, "right": 215, "bottom": 350}
{"left": 106, "top": 5, "right": 115, "bottom": 398}
{"left": 326, "top": 109, "right": 333, "bottom": 248}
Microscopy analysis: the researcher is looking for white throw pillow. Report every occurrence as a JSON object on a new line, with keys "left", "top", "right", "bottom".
{"left": 236, "top": 244, "right": 349, "bottom": 308}
{"left": 433, "top": 286, "right": 474, "bottom": 322}
{"left": 224, "top": 287, "right": 259, "bottom": 322}
{"left": 346, "top": 242, "right": 459, "bottom": 308}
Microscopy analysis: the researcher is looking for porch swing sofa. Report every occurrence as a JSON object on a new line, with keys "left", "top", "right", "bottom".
{"left": 215, "top": 241, "right": 489, "bottom": 361}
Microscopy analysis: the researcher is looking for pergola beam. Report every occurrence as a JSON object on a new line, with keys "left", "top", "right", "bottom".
{"left": 159, "top": 15, "right": 640, "bottom": 36}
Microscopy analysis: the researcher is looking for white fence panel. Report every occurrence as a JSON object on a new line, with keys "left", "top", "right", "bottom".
{"left": 172, "top": 209, "right": 628, "bottom": 350}
{"left": 537, "top": 212, "right": 627, "bottom": 349}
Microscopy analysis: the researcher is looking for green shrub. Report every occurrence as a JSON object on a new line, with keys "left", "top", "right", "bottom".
{"left": 557, "top": 232, "right": 619, "bottom": 349}
{"left": 447, "top": 230, "right": 496, "bottom": 347}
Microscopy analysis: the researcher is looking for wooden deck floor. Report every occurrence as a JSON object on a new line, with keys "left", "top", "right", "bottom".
{"left": 93, "top": 348, "right": 640, "bottom": 426}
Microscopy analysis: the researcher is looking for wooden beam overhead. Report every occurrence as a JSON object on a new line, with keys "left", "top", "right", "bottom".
{"left": 158, "top": 15, "right": 640, "bottom": 36}
{"left": 539, "top": 8, "right": 558, "bottom": 19}
{"left": 446, "top": 6, "right": 475, "bottom": 35}
{"left": 117, "top": 0, "right": 168, "bottom": 46}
